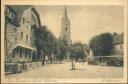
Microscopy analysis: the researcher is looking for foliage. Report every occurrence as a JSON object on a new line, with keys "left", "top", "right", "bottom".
{"left": 89, "top": 32, "right": 114, "bottom": 56}
{"left": 33, "top": 25, "right": 70, "bottom": 62}
{"left": 33, "top": 25, "right": 57, "bottom": 61}
{"left": 56, "top": 39, "right": 70, "bottom": 62}
{"left": 70, "top": 42, "right": 87, "bottom": 61}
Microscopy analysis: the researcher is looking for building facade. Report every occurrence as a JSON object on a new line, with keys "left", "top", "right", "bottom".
{"left": 5, "top": 5, "right": 41, "bottom": 63}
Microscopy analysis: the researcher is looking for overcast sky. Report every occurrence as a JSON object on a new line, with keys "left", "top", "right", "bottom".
{"left": 35, "top": 5, "right": 124, "bottom": 44}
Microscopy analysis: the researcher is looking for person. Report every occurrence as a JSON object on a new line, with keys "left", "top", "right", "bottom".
{"left": 22, "top": 61, "right": 25, "bottom": 72}
{"left": 45, "top": 55, "right": 49, "bottom": 65}
{"left": 51, "top": 54, "right": 54, "bottom": 64}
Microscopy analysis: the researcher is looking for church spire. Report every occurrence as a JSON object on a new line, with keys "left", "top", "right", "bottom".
{"left": 64, "top": 5, "right": 68, "bottom": 19}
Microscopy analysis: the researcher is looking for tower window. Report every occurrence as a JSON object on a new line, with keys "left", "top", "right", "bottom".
{"left": 65, "top": 27, "right": 67, "bottom": 31}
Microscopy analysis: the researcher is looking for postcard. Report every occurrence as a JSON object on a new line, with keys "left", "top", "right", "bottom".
{"left": 1, "top": 0, "right": 127, "bottom": 83}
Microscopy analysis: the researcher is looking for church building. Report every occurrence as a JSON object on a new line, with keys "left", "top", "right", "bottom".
{"left": 60, "top": 6, "right": 72, "bottom": 60}
{"left": 60, "top": 6, "right": 72, "bottom": 46}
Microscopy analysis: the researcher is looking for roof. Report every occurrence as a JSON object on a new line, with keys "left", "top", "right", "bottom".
{"left": 31, "top": 7, "right": 41, "bottom": 26}
{"left": 9, "top": 5, "right": 32, "bottom": 25}
{"left": 95, "top": 56, "right": 123, "bottom": 58}
{"left": 16, "top": 43, "right": 36, "bottom": 51}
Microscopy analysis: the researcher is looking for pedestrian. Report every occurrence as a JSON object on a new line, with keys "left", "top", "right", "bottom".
{"left": 24, "top": 61, "right": 28, "bottom": 71}
{"left": 45, "top": 55, "right": 49, "bottom": 65}
{"left": 22, "top": 61, "right": 26, "bottom": 72}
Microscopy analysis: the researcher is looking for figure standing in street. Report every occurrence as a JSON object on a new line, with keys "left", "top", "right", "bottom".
{"left": 45, "top": 55, "right": 49, "bottom": 65}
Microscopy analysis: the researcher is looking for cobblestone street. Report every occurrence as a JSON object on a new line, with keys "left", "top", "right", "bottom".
{"left": 5, "top": 62, "right": 123, "bottom": 80}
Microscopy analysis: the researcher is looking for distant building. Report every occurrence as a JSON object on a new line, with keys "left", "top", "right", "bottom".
{"left": 113, "top": 32, "right": 124, "bottom": 55}
{"left": 59, "top": 6, "right": 72, "bottom": 60}
{"left": 60, "top": 6, "right": 72, "bottom": 46}
{"left": 5, "top": 5, "right": 41, "bottom": 63}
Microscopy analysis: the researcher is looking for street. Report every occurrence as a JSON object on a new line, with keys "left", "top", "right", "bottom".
{"left": 5, "top": 62, "right": 123, "bottom": 80}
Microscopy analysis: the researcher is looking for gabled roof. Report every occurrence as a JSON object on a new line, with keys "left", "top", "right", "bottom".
{"left": 31, "top": 6, "right": 41, "bottom": 26}
{"left": 8, "top": 5, "right": 32, "bottom": 25}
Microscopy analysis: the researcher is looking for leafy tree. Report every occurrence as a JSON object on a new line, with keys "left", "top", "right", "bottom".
{"left": 33, "top": 25, "right": 57, "bottom": 62}
{"left": 70, "top": 42, "right": 86, "bottom": 61}
{"left": 89, "top": 32, "right": 114, "bottom": 56}
{"left": 55, "top": 39, "right": 70, "bottom": 63}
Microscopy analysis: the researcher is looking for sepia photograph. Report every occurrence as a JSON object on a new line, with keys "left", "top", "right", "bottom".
{"left": 1, "top": 0, "right": 127, "bottom": 83}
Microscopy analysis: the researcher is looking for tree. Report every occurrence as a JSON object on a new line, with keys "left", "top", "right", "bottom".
{"left": 55, "top": 39, "right": 69, "bottom": 63}
{"left": 89, "top": 32, "right": 114, "bottom": 56}
{"left": 33, "top": 25, "right": 58, "bottom": 63}
{"left": 70, "top": 42, "right": 86, "bottom": 61}
{"left": 69, "top": 42, "right": 88, "bottom": 70}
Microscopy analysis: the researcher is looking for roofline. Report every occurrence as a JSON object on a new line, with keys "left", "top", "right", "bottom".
{"left": 31, "top": 6, "right": 41, "bottom": 26}
{"left": 5, "top": 5, "right": 17, "bottom": 14}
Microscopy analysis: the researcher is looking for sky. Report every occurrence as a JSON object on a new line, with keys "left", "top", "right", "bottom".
{"left": 35, "top": 5, "right": 124, "bottom": 44}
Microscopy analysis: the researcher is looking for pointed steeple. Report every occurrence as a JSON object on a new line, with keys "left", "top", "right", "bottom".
{"left": 60, "top": 5, "right": 71, "bottom": 45}
{"left": 64, "top": 5, "right": 68, "bottom": 19}
{"left": 64, "top": 5, "right": 67, "bottom": 18}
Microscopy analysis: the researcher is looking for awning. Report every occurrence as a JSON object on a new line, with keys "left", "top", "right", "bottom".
{"left": 15, "top": 43, "right": 36, "bottom": 51}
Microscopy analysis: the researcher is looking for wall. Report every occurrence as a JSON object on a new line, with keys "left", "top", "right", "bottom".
{"left": 5, "top": 22, "right": 17, "bottom": 62}
{"left": 17, "top": 8, "right": 35, "bottom": 49}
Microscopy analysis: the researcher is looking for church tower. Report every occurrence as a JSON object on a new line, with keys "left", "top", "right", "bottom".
{"left": 60, "top": 6, "right": 72, "bottom": 46}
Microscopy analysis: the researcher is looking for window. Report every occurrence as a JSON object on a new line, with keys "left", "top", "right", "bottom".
{"left": 9, "top": 10, "right": 12, "bottom": 18}
{"left": 12, "top": 50, "right": 15, "bottom": 58}
{"left": 20, "top": 48, "right": 22, "bottom": 58}
{"left": 26, "top": 35, "right": 28, "bottom": 42}
{"left": 29, "top": 50, "right": 31, "bottom": 58}
{"left": 25, "top": 50, "right": 27, "bottom": 58}
{"left": 20, "top": 32, "right": 23, "bottom": 39}
{"left": 27, "top": 24, "right": 29, "bottom": 28}
{"left": 11, "top": 12, "right": 14, "bottom": 18}
{"left": 12, "top": 13, "right": 15, "bottom": 19}
{"left": 6, "top": 8, "right": 10, "bottom": 16}
{"left": 65, "top": 27, "right": 67, "bottom": 31}
{"left": 22, "top": 17, "right": 25, "bottom": 24}
{"left": 120, "top": 45, "right": 123, "bottom": 50}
